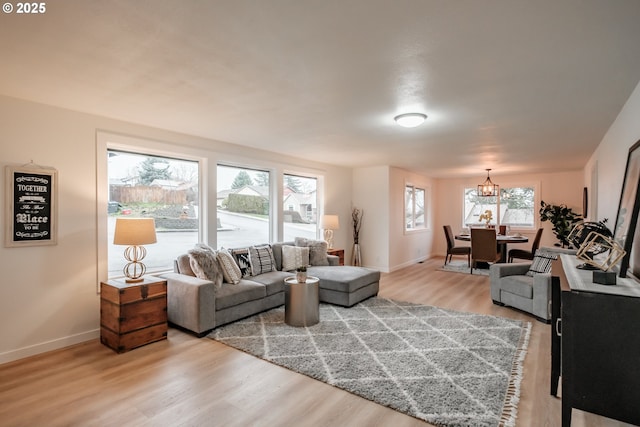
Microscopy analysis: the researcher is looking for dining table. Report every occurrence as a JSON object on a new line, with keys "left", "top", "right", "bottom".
{"left": 455, "top": 232, "right": 529, "bottom": 263}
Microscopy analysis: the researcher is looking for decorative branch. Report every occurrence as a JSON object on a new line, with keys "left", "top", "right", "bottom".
{"left": 352, "top": 207, "right": 363, "bottom": 244}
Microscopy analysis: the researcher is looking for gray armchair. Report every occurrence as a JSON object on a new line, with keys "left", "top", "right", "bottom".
{"left": 489, "top": 262, "right": 552, "bottom": 323}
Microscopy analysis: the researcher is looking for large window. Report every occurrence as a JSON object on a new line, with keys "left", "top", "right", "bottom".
{"left": 107, "top": 150, "right": 199, "bottom": 278}
{"left": 464, "top": 188, "right": 498, "bottom": 228}
{"left": 283, "top": 174, "right": 318, "bottom": 241}
{"left": 463, "top": 186, "right": 535, "bottom": 229}
{"left": 500, "top": 187, "right": 535, "bottom": 228}
{"left": 217, "top": 165, "right": 271, "bottom": 248}
{"left": 405, "top": 185, "right": 426, "bottom": 231}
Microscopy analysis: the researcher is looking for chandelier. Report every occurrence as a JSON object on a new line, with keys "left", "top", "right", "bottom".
{"left": 477, "top": 169, "right": 499, "bottom": 197}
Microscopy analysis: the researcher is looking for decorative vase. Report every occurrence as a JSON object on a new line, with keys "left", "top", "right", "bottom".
{"left": 351, "top": 243, "right": 362, "bottom": 266}
{"left": 296, "top": 271, "right": 307, "bottom": 283}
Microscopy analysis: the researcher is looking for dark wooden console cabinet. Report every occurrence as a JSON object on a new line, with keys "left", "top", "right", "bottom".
{"left": 551, "top": 255, "right": 640, "bottom": 426}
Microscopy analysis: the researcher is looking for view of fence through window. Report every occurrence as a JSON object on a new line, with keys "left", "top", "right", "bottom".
{"left": 107, "top": 150, "right": 199, "bottom": 277}
{"left": 463, "top": 186, "right": 535, "bottom": 229}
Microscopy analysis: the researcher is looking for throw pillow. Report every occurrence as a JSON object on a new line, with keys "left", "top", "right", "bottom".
{"left": 230, "top": 247, "right": 252, "bottom": 278}
{"left": 294, "top": 237, "right": 329, "bottom": 266}
{"left": 176, "top": 254, "right": 195, "bottom": 276}
{"left": 526, "top": 250, "right": 558, "bottom": 277}
{"left": 187, "top": 247, "right": 223, "bottom": 288}
{"left": 249, "top": 244, "right": 276, "bottom": 275}
{"left": 217, "top": 248, "right": 243, "bottom": 284}
{"left": 281, "top": 245, "right": 310, "bottom": 272}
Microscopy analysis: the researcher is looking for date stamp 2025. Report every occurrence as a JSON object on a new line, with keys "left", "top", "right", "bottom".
{"left": 3, "top": 2, "right": 47, "bottom": 14}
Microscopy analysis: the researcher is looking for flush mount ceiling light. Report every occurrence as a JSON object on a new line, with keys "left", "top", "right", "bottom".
{"left": 394, "top": 113, "right": 427, "bottom": 128}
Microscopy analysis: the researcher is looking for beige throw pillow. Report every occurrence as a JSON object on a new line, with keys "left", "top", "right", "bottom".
{"left": 217, "top": 248, "right": 242, "bottom": 284}
{"left": 281, "top": 245, "right": 310, "bottom": 271}
{"left": 294, "top": 237, "right": 329, "bottom": 266}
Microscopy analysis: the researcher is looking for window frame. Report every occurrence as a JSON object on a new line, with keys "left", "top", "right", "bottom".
{"left": 461, "top": 182, "right": 539, "bottom": 231}
{"left": 97, "top": 132, "right": 207, "bottom": 290}
{"left": 216, "top": 163, "right": 273, "bottom": 248}
{"left": 283, "top": 172, "right": 320, "bottom": 241}
{"left": 405, "top": 183, "right": 428, "bottom": 233}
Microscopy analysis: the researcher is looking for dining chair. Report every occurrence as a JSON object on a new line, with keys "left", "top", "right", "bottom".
{"left": 508, "top": 228, "right": 543, "bottom": 262}
{"left": 443, "top": 225, "right": 471, "bottom": 266}
{"left": 470, "top": 228, "right": 502, "bottom": 274}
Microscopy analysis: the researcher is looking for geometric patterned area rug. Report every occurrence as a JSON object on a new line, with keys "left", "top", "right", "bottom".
{"left": 439, "top": 260, "right": 490, "bottom": 276}
{"left": 209, "top": 297, "right": 531, "bottom": 427}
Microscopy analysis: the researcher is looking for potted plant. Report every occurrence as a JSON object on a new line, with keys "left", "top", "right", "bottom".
{"left": 296, "top": 265, "right": 307, "bottom": 283}
{"left": 539, "top": 200, "right": 582, "bottom": 248}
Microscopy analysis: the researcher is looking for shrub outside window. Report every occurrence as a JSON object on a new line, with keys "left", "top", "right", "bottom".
{"left": 217, "top": 165, "right": 271, "bottom": 248}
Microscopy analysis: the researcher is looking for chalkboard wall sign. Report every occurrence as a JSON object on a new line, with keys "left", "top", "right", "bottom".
{"left": 5, "top": 164, "right": 58, "bottom": 247}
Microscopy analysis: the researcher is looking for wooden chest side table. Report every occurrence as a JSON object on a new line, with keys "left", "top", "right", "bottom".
{"left": 100, "top": 276, "right": 167, "bottom": 353}
{"left": 327, "top": 248, "right": 345, "bottom": 265}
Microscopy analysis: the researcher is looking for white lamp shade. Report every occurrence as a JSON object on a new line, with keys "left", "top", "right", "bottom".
{"left": 320, "top": 214, "right": 340, "bottom": 230}
{"left": 113, "top": 218, "right": 157, "bottom": 246}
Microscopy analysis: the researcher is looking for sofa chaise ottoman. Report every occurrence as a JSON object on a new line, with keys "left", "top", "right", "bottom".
{"left": 159, "top": 240, "right": 380, "bottom": 336}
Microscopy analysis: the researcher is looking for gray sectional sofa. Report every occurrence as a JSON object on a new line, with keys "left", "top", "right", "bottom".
{"left": 159, "top": 241, "right": 380, "bottom": 336}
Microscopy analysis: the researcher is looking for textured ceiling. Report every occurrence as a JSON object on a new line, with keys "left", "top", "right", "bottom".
{"left": 1, "top": 0, "right": 640, "bottom": 178}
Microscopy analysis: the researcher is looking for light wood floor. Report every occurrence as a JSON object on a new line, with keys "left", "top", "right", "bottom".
{"left": 0, "top": 258, "right": 635, "bottom": 427}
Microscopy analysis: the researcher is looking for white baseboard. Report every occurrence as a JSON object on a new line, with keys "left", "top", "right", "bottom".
{"left": 389, "top": 255, "right": 429, "bottom": 272}
{"left": 0, "top": 329, "right": 99, "bottom": 365}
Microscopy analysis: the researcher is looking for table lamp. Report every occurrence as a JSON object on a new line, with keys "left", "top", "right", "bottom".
{"left": 320, "top": 214, "right": 339, "bottom": 249}
{"left": 113, "top": 218, "right": 157, "bottom": 282}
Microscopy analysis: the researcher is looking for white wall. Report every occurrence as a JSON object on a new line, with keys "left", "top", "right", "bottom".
{"left": 352, "top": 166, "right": 436, "bottom": 273}
{"left": 389, "top": 167, "right": 435, "bottom": 271}
{"left": 585, "top": 81, "right": 640, "bottom": 225}
{"left": 0, "top": 95, "right": 352, "bottom": 363}
{"left": 352, "top": 166, "right": 390, "bottom": 271}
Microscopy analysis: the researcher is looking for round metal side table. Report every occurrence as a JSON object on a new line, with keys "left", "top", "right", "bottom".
{"left": 284, "top": 276, "right": 320, "bottom": 327}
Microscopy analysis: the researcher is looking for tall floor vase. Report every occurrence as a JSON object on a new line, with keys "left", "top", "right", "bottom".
{"left": 351, "top": 243, "right": 362, "bottom": 266}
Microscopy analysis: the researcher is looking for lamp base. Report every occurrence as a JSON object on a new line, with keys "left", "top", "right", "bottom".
{"left": 323, "top": 229, "right": 334, "bottom": 249}
{"left": 122, "top": 246, "right": 147, "bottom": 283}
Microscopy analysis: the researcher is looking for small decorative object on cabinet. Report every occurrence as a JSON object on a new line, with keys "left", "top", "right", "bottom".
{"left": 100, "top": 276, "right": 167, "bottom": 353}
{"left": 327, "top": 248, "right": 345, "bottom": 265}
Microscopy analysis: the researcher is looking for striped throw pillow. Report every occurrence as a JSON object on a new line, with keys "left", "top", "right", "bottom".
{"left": 526, "top": 250, "right": 557, "bottom": 276}
{"left": 249, "top": 244, "right": 276, "bottom": 276}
